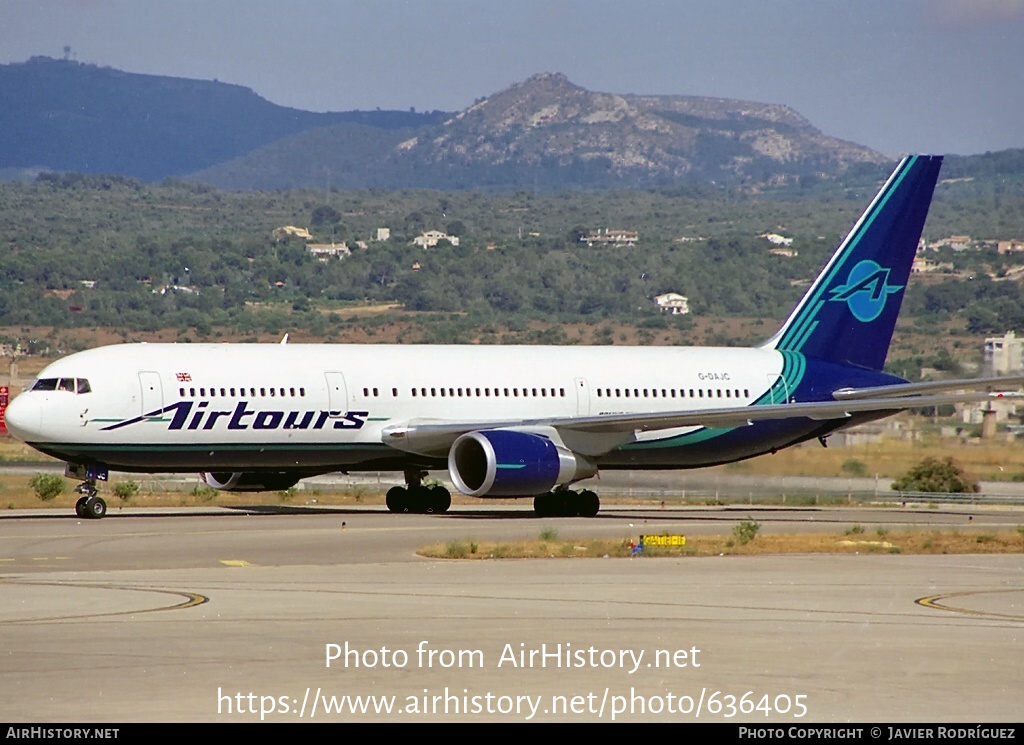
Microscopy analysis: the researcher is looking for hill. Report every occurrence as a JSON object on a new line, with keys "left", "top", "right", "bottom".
{"left": 0, "top": 57, "right": 445, "bottom": 181}
{"left": 4, "top": 59, "right": 1019, "bottom": 192}
{"left": 195, "top": 72, "right": 889, "bottom": 190}
{"left": 390, "top": 73, "right": 888, "bottom": 186}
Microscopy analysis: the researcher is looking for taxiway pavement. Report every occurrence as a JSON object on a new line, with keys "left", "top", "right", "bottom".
{"left": 1, "top": 505, "right": 1021, "bottom": 722}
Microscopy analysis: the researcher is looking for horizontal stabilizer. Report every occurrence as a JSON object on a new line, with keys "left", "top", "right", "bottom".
{"left": 833, "top": 375, "right": 1024, "bottom": 400}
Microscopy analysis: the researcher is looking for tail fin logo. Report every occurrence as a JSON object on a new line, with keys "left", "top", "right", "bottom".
{"left": 827, "top": 260, "right": 904, "bottom": 322}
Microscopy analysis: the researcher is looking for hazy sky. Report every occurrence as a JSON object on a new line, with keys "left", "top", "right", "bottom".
{"left": 3, "top": 0, "right": 1023, "bottom": 156}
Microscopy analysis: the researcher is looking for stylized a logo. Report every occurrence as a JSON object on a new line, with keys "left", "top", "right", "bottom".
{"left": 828, "top": 260, "right": 903, "bottom": 322}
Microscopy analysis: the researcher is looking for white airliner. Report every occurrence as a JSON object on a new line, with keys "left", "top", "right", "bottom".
{"left": 6, "top": 155, "right": 1019, "bottom": 519}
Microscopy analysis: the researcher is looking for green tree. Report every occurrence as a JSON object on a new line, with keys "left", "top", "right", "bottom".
{"left": 30, "top": 473, "right": 65, "bottom": 501}
{"left": 891, "top": 457, "right": 979, "bottom": 494}
{"left": 113, "top": 480, "right": 140, "bottom": 502}
{"left": 310, "top": 205, "right": 340, "bottom": 227}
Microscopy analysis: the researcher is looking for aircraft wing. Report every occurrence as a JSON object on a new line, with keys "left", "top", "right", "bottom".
{"left": 382, "top": 385, "right": 1022, "bottom": 457}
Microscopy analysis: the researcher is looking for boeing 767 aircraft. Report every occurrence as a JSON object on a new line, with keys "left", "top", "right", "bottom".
{"left": 6, "top": 155, "right": 1019, "bottom": 519}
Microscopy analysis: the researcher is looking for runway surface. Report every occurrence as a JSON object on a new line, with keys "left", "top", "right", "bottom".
{"left": 1, "top": 504, "right": 1022, "bottom": 722}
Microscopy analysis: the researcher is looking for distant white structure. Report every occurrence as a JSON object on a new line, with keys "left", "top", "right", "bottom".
{"left": 760, "top": 232, "right": 793, "bottom": 246}
{"left": 272, "top": 225, "right": 313, "bottom": 242}
{"left": 933, "top": 235, "right": 972, "bottom": 251}
{"left": 960, "top": 398, "right": 1019, "bottom": 427}
{"left": 911, "top": 257, "right": 953, "bottom": 273}
{"left": 580, "top": 228, "right": 638, "bottom": 247}
{"left": 154, "top": 285, "right": 198, "bottom": 296}
{"left": 307, "top": 243, "right": 351, "bottom": 261}
{"left": 654, "top": 293, "right": 690, "bottom": 315}
{"left": 413, "top": 230, "right": 459, "bottom": 248}
{"left": 984, "top": 331, "right": 1024, "bottom": 375}
{"left": 376, "top": 227, "right": 391, "bottom": 242}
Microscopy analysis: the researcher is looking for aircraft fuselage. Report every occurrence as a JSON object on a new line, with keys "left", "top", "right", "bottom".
{"left": 7, "top": 342, "right": 900, "bottom": 476}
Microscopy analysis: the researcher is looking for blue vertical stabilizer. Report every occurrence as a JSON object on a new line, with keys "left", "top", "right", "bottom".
{"left": 763, "top": 155, "right": 943, "bottom": 370}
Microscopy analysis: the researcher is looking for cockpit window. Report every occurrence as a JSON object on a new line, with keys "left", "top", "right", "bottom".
{"left": 30, "top": 377, "right": 91, "bottom": 394}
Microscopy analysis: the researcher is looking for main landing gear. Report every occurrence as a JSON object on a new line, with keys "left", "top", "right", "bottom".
{"left": 74, "top": 480, "right": 107, "bottom": 520}
{"left": 386, "top": 470, "right": 452, "bottom": 514}
{"left": 534, "top": 487, "right": 600, "bottom": 518}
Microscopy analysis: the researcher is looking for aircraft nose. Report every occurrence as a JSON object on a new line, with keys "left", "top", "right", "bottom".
{"left": 5, "top": 394, "right": 42, "bottom": 441}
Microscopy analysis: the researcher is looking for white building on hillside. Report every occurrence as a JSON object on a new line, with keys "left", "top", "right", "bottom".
{"left": 654, "top": 293, "right": 690, "bottom": 315}
{"left": 413, "top": 230, "right": 459, "bottom": 248}
{"left": 984, "top": 331, "right": 1024, "bottom": 375}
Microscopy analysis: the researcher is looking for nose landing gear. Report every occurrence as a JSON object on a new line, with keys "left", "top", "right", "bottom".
{"left": 66, "top": 463, "right": 110, "bottom": 519}
{"left": 73, "top": 480, "right": 107, "bottom": 519}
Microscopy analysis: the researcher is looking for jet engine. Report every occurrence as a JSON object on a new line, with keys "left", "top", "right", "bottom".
{"left": 200, "top": 472, "right": 301, "bottom": 492}
{"left": 448, "top": 429, "right": 596, "bottom": 497}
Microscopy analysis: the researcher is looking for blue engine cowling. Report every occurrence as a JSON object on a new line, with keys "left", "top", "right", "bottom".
{"left": 447, "top": 430, "right": 596, "bottom": 497}
{"left": 201, "top": 472, "right": 301, "bottom": 492}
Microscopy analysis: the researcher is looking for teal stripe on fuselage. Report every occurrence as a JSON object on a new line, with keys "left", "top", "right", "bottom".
{"left": 28, "top": 441, "right": 393, "bottom": 453}
{"left": 624, "top": 350, "right": 806, "bottom": 450}
{"left": 787, "top": 310, "right": 820, "bottom": 353}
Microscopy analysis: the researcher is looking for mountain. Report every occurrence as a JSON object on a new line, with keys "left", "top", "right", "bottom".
{"left": 0, "top": 57, "right": 445, "bottom": 181}
{"left": 392, "top": 73, "right": 887, "bottom": 183}
{"left": 194, "top": 73, "right": 888, "bottom": 190}
{"left": 0, "top": 60, "right": 896, "bottom": 189}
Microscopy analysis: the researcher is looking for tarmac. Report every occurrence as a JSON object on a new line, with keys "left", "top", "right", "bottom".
{"left": 1, "top": 504, "right": 1021, "bottom": 722}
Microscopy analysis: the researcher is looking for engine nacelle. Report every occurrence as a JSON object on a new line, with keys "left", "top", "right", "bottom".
{"left": 201, "top": 472, "right": 301, "bottom": 492}
{"left": 448, "top": 430, "right": 597, "bottom": 497}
